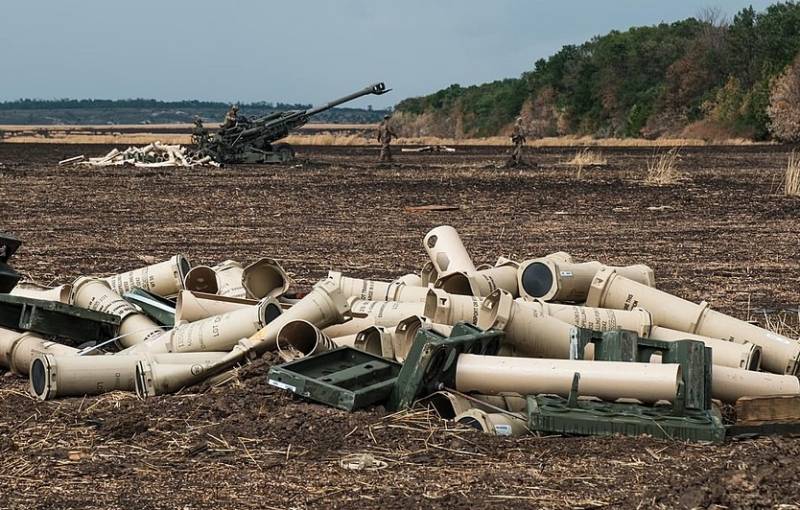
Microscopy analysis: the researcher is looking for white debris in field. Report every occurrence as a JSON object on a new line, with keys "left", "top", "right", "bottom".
{"left": 401, "top": 145, "right": 456, "bottom": 153}
{"left": 64, "top": 141, "right": 219, "bottom": 168}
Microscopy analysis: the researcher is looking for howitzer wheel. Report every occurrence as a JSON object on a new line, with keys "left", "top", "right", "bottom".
{"left": 273, "top": 143, "right": 295, "bottom": 162}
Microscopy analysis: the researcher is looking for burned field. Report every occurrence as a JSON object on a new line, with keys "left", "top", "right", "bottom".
{"left": 1, "top": 142, "right": 799, "bottom": 509}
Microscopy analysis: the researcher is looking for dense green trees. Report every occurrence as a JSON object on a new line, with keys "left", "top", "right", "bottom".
{"left": 392, "top": 80, "right": 527, "bottom": 136}
{"left": 396, "top": 2, "right": 800, "bottom": 140}
{"left": 768, "top": 53, "right": 800, "bottom": 142}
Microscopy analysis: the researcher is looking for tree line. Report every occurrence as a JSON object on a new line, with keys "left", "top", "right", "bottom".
{"left": 0, "top": 99, "right": 390, "bottom": 125}
{"left": 395, "top": 2, "right": 800, "bottom": 141}
{"left": 0, "top": 99, "right": 313, "bottom": 111}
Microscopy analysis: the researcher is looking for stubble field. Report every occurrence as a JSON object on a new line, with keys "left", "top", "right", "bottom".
{"left": 0, "top": 142, "right": 799, "bottom": 509}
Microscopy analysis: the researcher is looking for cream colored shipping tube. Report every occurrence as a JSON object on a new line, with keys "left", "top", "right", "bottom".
{"left": 711, "top": 365, "right": 800, "bottom": 402}
{"left": 104, "top": 254, "right": 191, "bottom": 298}
{"left": 423, "top": 225, "right": 476, "bottom": 276}
{"left": 515, "top": 297, "right": 760, "bottom": 370}
{"left": 126, "top": 297, "right": 281, "bottom": 354}
{"left": 392, "top": 316, "right": 453, "bottom": 362}
{"left": 424, "top": 288, "right": 483, "bottom": 326}
{"left": 353, "top": 326, "right": 390, "bottom": 357}
{"left": 248, "top": 278, "right": 350, "bottom": 356}
{"left": 435, "top": 259, "right": 519, "bottom": 298}
{"left": 135, "top": 359, "right": 232, "bottom": 398}
{"left": 455, "top": 409, "right": 528, "bottom": 436}
{"left": 213, "top": 260, "right": 247, "bottom": 298}
{"left": 393, "top": 273, "right": 424, "bottom": 287}
{"left": 516, "top": 297, "right": 653, "bottom": 337}
{"left": 420, "top": 261, "right": 439, "bottom": 287}
{"left": 646, "top": 354, "right": 798, "bottom": 402}
{"left": 421, "top": 391, "right": 526, "bottom": 419}
{"left": 649, "top": 326, "right": 761, "bottom": 370}
{"left": 342, "top": 318, "right": 423, "bottom": 360}
{"left": 586, "top": 267, "right": 800, "bottom": 375}
{"left": 518, "top": 258, "right": 654, "bottom": 302}
{"left": 10, "top": 282, "right": 72, "bottom": 303}
{"left": 70, "top": 277, "right": 163, "bottom": 347}
{"left": 348, "top": 298, "right": 426, "bottom": 328}
{"left": 541, "top": 251, "right": 574, "bottom": 264}
{"left": 436, "top": 253, "right": 571, "bottom": 298}
{"left": 174, "top": 290, "right": 260, "bottom": 322}
{"left": 472, "top": 394, "right": 528, "bottom": 413}
{"left": 276, "top": 319, "right": 338, "bottom": 362}
{"left": 0, "top": 327, "right": 77, "bottom": 375}
{"left": 135, "top": 278, "right": 351, "bottom": 398}
{"left": 420, "top": 390, "right": 477, "bottom": 419}
{"left": 323, "top": 317, "right": 377, "bottom": 338}
{"left": 242, "top": 258, "right": 291, "bottom": 299}
{"left": 29, "top": 351, "right": 228, "bottom": 400}
{"left": 331, "top": 334, "right": 359, "bottom": 348}
{"left": 478, "top": 290, "right": 575, "bottom": 359}
{"left": 456, "top": 354, "right": 681, "bottom": 403}
{"left": 329, "top": 271, "right": 430, "bottom": 303}
{"left": 182, "top": 265, "right": 219, "bottom": 294}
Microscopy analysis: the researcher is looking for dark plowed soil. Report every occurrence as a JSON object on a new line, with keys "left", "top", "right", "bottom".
{"left": 1, "top": 142, "right": 799, "bottom": 509}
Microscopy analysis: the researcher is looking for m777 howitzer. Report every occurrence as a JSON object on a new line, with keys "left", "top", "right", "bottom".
{"left": 198, "top": 82, "right": 391, "bottom": 164}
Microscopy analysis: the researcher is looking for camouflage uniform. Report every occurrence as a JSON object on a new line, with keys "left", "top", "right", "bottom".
{"left": 222, "top": 105, "right": 239, "bottom": 129}
{"left": 191, "top": 118, "right": 209, "bottom": 149}
{"left": 508, "top": 118, "right": 526, "bottom": 167}
{"left": 377, "top": 117, "right": 397, "bottom": 162}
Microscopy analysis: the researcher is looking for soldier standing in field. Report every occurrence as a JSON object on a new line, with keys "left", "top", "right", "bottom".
{"left": 507, "top": 116, "right": 527, "bottom": 167}
{"left": 377, "top": 114, "right": 397, "bottom": 163}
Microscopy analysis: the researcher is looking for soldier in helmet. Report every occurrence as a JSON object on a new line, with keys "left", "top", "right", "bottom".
{"left": 377, "top": 114, "right": 398, "bottom": 163}
{"left": 222, "top": 104, "right": 239, "bottom": 129}
{"left": 191, "top": 116, "right": 209, "bottom": 149}
{"left": 507, "top": 116, "right": 527, "bottom": 167}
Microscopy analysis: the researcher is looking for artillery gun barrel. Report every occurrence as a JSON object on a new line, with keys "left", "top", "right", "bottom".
{"left": 305, "top": 82, "right": 389, "bottom": 117}
{"left": 238, "top": 82, "right": 389, "bottom": 139}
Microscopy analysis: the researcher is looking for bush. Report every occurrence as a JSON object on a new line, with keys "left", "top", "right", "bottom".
{"left": 768, "top": 54, "right": 800, "bottom": 142}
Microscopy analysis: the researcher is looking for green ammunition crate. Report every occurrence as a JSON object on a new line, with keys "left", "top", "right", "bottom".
{"left": 267, "top": 347, "right": 401, "bottom": 411}
{"left": 527, "top": 394, "right": 726, "bottom": 443}
{"left": 388, "top": 322, "right": 504, "bottom": 411}
{"left": 571, "top": 328, "right": 711, "bottom": 411}
{"left": 0, "top": 294, "right": 121, "bottom": 345}
{"left": 0, "top": 233, "right": 22, "bottom": 293}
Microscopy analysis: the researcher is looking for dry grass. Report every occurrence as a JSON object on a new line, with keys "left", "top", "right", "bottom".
{"left": 567, "top": 148, "right": 608, "bottom": 166}
{"left": 567, "top": 148, "right": 607, "bottom": 178}
{"left": 645, "top": 147, "right": 683, "bottom": 185}
{"left": 1, "top": 125, "right": 775, "bottom": 147}
{"left": 3, "top": 133, "right": 192, "bottom": 144}
{"left": 0, "top": 123, "right": 375, "bottom": 146}
{"left": 784, "top": 151, "right": 800, "bottom": 197}
{"left": 283, "top": 133, "right": 369, "bottom": 145}
{"left": 0, "top": 122, "right": 375, "bottom": 132}
{"left": 760, "top": 310, "right": 800, "bottom": 339}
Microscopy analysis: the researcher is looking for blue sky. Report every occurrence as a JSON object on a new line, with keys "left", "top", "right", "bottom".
{"left": 0, "top": 1, "right": 776, "bottom": 108}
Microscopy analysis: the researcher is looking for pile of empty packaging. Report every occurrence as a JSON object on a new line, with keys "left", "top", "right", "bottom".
{"left": 2, "top": 226, "right": 800, "bottom": 443}
{"left": 59, "top": 141, "right": 218, "bottom": 168}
